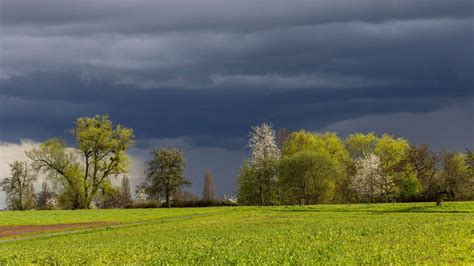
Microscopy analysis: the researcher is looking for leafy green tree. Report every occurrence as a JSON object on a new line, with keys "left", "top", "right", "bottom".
{"left": 375, "top": 134, "right": 409, "bottom": 173}
{"left": 281, "top": 130, "right": 318, "bottom": 156}
{"left": 279, "top": 150, "right": 336, "bottom": 205}
{"left": 345, "top": 132, "right": 378, "bottom": 159}
{"left": 236, "top": 160, "right": 260, "bottom": 205}
{"left": 317, "top": 133, "right": 351, "bottom": 202}
{"left": 283, "top": 131, "right": 349, "bottom": 167}
{"left": 144, "top": 147, "right": 190, "bottom": 208}
{"left": 465, "top": 149, "right": 474, "bottom": 199}
{"left": 0, "top": 161, "right": 37, "bottom": 210}
{"left": 371, "top": 134, "right": 412, "bottom": 201}
{"left": 398, "top": 176, "right": 420, "bottom": 200}
{"left": 436, "top": 151, "right": 470, "bottom": 204}
{"left": 281, "top": 130, "right": 349, "bottom": 203}
{"left": 27, "top": 114, "right": 134, "bottom": 209}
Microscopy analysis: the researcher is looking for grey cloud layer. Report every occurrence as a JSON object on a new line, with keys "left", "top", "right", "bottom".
{"left": 1, "top": 0, "right": 473, "bottom": 90}
{"left": 2, "top": 0, "right": 472, "bottom": 32}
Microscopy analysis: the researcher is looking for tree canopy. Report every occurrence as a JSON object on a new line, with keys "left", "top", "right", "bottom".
{"left": 144, "top": 147, "right": 190, "bottom": 207}
{"left": 26, "top": 114, "right": 134, "bottom": 209}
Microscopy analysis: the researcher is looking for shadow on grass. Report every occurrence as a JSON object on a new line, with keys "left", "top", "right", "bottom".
{"left": 272, "top": 205, "right": 471, "bottom": 214}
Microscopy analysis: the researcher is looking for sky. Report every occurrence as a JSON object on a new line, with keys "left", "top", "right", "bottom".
{"left": 0, "top": 0, "right": 473, "bottom": 208}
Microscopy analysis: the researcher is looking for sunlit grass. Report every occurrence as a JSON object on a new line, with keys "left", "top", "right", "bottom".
{"left": 0, "top": 202, "right": 472, "bottom": 264}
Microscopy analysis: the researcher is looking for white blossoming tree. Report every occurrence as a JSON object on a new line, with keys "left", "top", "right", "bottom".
{"left": 238, "top": 123, "right": 280, "bottom": 205}
{"left": 351, "top": 153, "right": 397, "bottom": 202}
{"left": 248, "top": 123, "right": 280, "bottom": 165}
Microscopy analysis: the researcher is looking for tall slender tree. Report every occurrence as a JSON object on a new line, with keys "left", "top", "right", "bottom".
{"left": 121, "top": 176, "right": 132, "bottom": 205}
{"left": 202, "top": 169, "right": 216, "bottom": 201}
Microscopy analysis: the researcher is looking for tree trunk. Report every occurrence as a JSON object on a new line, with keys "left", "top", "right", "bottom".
{"left": 18, "top": 190, "right": 24, "bottom": 211}
{"left": 72, "top": 193, "right": 82, "bottom": 209}
{"left": 436, "top": 191, "right": 447, "bottom": 206}
{"left": 300, "top": 198, "right": 306, "bottom": 206}
{"left": 166, "top": 193, "right": 171, "bottom": 208}
{"left": 436, "top": 195, "right": 444, "bottom": 206}
{"left": 259, "top": 185, "right": 264, "bottom": 206}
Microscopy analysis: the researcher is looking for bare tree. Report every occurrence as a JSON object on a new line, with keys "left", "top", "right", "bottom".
{"left": 277, "top": 128, "right": 292, "bottom": 149}
{"left": 404, "top": 144, "right": 438, "bottom": 200}
{"left": 202, "top": 169, "right": 216, "bottom": 201}
{"left": 436, "top": 150, "right": 470, "bottom": 205}
{"left": 0, "top": 161, "right": 37, "bottom": 210}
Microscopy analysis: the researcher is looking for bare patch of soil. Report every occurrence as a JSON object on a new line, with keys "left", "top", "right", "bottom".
{"left": 0, "top": 221, "right": 115, "bottom": 238}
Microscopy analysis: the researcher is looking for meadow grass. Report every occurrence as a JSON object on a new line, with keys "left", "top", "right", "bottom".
{"left": 0, "top": 202, "right": 472, "bottom": 264}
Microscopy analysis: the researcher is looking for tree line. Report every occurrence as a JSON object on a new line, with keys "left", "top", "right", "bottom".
{"left": 237, "top": 123, "right": 473, "bottom": 206}
{"left": 0, "top": 115, "right": 230, "bottom": 210}
{"left": 1, "top": 115, "right": 472, "bottom": 210}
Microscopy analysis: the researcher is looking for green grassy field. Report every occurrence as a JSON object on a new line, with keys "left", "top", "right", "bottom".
{"left": 0, "top": 202, "right": 472, "bottom": 264}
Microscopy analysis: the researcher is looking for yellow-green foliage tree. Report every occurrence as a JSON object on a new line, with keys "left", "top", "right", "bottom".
{"left": 346, "top": 133, "right": 417, "bottom": 202}
{"left": 26, "top": 114, "right": 134, "bottom": 209}
{"left": 279, "top": 130, "right": 349, "bottom": 204}
{"left": 375, "top": 134, "right": 416, "bottom": 201}
{"left": 279, "top": 150, "right": 336, "bottom": 204}
{"left": 345, "top": 133, "right": 378, "bottom": 159}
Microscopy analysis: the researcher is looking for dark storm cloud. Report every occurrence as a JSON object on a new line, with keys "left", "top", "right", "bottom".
{"left": 1, "top": 0, "right": 473, "bottom": 91}
{"left": 0, "top": 73, "right": 467, "bottom": 147}
{"left": 1, "top": 0, "right": 472, "bottom": 33}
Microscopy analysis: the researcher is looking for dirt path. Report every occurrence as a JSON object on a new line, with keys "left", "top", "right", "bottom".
{"left": 0, "top": 213, "right": 211, "bottom": 244}
{"left": 0, "top": 221, "right": 115, "bottom": 238}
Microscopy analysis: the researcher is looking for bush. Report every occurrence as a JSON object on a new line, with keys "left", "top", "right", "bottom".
{"left": 125, "top": 201, "right": 161, "bottom": 209}
{"left": 172, "top": 199, "right": 238, "bottom": 208}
